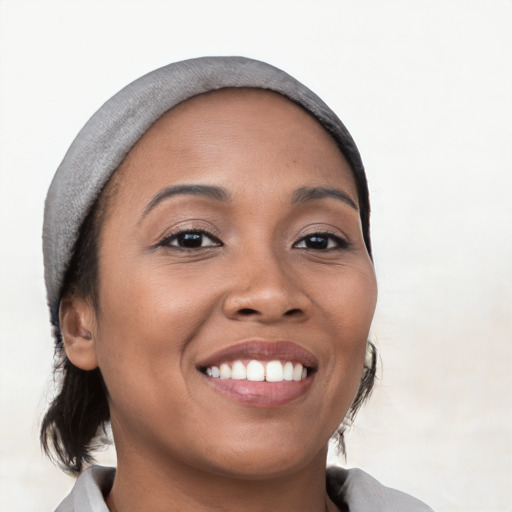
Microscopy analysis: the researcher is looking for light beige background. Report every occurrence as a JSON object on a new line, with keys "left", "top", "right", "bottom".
{"left": 0, "top": 1, "right": 511, "bottom": 511}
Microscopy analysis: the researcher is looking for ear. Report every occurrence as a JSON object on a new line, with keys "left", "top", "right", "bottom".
{"left": 59, "top": 294, "right": 99, "bottom": 371}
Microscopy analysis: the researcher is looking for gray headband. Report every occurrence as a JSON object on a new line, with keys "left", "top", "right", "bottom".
{"left": 43, "top": 56, "right": 369, "bottom": 323}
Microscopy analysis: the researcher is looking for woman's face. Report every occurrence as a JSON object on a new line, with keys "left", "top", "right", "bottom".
{"left": 86, "top": 89, "right": 377, "bottom": 477}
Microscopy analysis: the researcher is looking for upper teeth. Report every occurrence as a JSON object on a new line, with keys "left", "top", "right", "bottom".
{"left": 205, "top": 360, "right": 308, "bottom": 382}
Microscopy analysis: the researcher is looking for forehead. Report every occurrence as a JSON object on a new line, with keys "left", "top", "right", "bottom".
{"left": 111, "top": 87, "right": 357, "bottom": 202}
{"left": 155, "top": 87, "right": 330, "bottom": 135}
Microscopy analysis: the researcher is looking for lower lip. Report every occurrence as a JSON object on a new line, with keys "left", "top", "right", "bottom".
{"left": 202, "top": 374, "right": 315, "bottom": 407}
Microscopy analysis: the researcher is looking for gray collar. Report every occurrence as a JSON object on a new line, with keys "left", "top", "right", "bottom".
{"left": 55, "top": 465, "right": 433, "bottom": 512}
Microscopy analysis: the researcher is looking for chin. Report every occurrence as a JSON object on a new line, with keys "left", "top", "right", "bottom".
{"left": 187, "top": 425, "right": 330, "bottom": 480}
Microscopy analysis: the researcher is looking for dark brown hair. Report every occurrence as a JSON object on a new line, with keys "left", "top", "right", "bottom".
{"left": 41, "top": 181, "right": 115, "bottom": 474}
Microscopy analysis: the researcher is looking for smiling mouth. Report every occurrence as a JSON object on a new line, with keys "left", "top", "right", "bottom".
{"left": 197, "top": 339, "right": 317, "bottom": 406}
{"left": 202, "top": 360, "right": 310, "bottom": 382}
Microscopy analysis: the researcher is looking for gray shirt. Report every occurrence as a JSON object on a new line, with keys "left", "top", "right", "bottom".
{"left": 55, "top": 465, "right": 433, "bottom": 511}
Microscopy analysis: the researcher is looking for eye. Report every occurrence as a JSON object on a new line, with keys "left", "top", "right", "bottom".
{"left": 159, "top": 229, "right": 222, "bottom": 249}
{"left": 293, "top": 232, "right": 349, "bottom": 251}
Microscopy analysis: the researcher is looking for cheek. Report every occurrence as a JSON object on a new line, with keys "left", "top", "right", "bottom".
{"left": 317, "top": 264, "right": 377, "bottom": 411}
{"left": 92, "top": 266, "right": 218, "bottom": 407}
{"left": 97, "top": 256, "right": 217, "bottom": 337}
{"left": 321, "top": 262, "right": 377, "bottom": 339}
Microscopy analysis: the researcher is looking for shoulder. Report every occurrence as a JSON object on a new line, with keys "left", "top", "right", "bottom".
{"left": 327, "top": 466, "right": 434, "bottom": 512}
{"left": 54, "top": 466, "right": 115, "bottom": 512}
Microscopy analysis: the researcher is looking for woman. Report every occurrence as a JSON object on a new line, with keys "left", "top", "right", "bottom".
{"left": 41, "top": 56, "right": 433, "bottom": 512}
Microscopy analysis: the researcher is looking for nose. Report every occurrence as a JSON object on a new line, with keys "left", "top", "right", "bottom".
{"left": 222, "top": 249, "right": 312, "bottom": 324}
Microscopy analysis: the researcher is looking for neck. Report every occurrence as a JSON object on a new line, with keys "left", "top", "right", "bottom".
{"left": 106, "top": 440, "right": 337, "bottom": 512}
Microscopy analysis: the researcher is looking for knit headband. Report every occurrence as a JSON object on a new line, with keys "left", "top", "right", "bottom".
{"left": 43, "top": 56, "right": 370, "bottom": 323}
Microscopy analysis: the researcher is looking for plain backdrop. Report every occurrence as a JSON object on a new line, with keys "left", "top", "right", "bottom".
{"left": 0, "top": 1, "right": 511, "bottom": 511}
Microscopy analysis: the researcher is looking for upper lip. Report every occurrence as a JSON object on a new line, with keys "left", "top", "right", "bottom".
{"left": 197, "top": 338, "right": 318, "bottom": 370}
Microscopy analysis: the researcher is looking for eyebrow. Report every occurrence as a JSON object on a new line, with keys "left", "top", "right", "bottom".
{"left": 291, "top": 186, "right": 358, "bottom": 210}
{"left": 140, "top": 184, "right": 231, "bottom": 221}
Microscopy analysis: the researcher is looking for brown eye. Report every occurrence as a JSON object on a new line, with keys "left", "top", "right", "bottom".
{"left": 294, "top": 233, "right": 348, "bottom": 250}
{"left": 160, "top": 230, "right": 222, "bottom": 249}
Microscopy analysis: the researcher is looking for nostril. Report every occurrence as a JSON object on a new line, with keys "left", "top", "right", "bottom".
{"left": 239, "top": 308, "right": 258, "bottom": 316}
{"left": 284, "top": 308, "right": 302, "bottom": 316}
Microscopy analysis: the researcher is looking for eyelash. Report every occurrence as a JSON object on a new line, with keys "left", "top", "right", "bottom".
{"left": 157, "top": 228, "right": 349, "bottom": 251}
{"left": 158, "top": 228, "right": 223, "bottom": 250}
{"left": 293, "top": 231, "right": 350, "bottom": 251}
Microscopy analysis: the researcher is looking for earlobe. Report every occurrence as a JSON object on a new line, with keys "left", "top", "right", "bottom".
{"left": 59, "top": 295, "right": 99, "bottom": 371}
